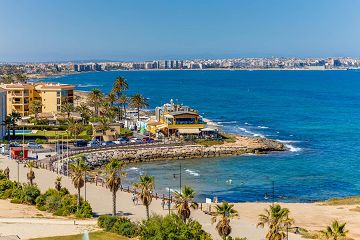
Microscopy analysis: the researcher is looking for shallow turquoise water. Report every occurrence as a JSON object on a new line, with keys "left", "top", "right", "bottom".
{"left": 44, "top": 70, "right": 360, "bottom": 202}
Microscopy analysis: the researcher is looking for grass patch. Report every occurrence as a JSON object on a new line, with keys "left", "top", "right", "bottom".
{"left": 221, "top": 133, "right": 237, "bottom": 143}
{"left": 321, "top": 196, "right": 360, "bottom": 205}
{"left": 195, "top": 139, "right": 224, "bottom": 146}
{"left": 30, "top": 231, "right": 129, "bottom": 240}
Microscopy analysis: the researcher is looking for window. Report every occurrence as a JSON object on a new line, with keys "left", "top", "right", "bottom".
{"left": 57, "top": 98, "right": 61, "bottom": 104}
{"left": 57, "top": 91, "right": 61, "bottom": 97}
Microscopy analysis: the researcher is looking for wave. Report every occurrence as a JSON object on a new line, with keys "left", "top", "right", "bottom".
{"left": 128, "top": 167, "right": 139, "bottom": 171}
{"left": 285, "top": 144, "right": 302, "bottom": 152}
{"left": 257, "top": 125, "right": 269, "bottom": 129}
{"left": 165, "top": 187, "right": 179, "bottom": 193}
{"left": 77, "top": 84, "right": 103, "bottom": 88}
{"left": 244, "top": 122, "right": 251, "bottom": 125}
{"left": 217, "top": 121, "right": 238, "bottom": 124}
{"left": 185, "top": 169, "right": 200, "bottom": 177}
{"left": 238, "top": 127, "right": 265, "bottom": 138}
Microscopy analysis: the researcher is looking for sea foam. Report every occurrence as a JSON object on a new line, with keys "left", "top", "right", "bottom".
{"left": 185, "top": 169, "right": 200, "bottom": 177}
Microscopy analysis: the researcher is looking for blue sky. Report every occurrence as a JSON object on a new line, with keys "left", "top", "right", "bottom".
{"left": 0, "top": 0, "right": 359, "bottom": 62}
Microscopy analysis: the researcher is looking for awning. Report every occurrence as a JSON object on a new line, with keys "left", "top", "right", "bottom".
{"left": 178, "top": 128, "right": 200, "bottom": 134}
{"left": 156, "top": 124, "right": 167, "bottom": 130}
{"left": 201, "top": 127, "right": 217, "bottom": 132}
{"left": 164, "top": 114, "right": 174, "bottom": 118}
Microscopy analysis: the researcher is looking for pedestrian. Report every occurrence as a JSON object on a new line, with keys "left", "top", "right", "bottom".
{"left": 35, "top": 154, "right": 38, "bottom": 160}
{"left": 161, "top": 199, "right": 165, "bottom": 210}
{"left": 132, "top": 193, "right": 136, "bottom": 205}
{"left": 95, "top": 174, "right": 98, "bottom": 186}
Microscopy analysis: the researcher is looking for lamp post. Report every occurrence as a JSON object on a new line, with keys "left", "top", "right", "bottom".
{"left": 173, "top": 163, "right": 182, "bottom": 191}
{"left": 168, "top": 187, "right": 171, "bottom": 215}
{"left": 66, "top": 130, "right": 69, "bottom": 176}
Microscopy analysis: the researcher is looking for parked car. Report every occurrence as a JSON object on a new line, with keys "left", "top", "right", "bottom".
{"left": 114, "top": 136, "right": 129, "bottom": 144}
{"left": 101, "top": 141, "right": 116, "bottom": 146}
{"left": 27, "top": 141, "right": 43, "bottom": 149}
{"left": 9, "top": 142, "right": 20, "bottom": 147}
{"left": 130, "top": 137, "right": 142, "bottom": 143}
{"left": 73, "top": 140, "right": 88, "bottom": 147}
{"left": 142, "top": 137, "right": 155, "bottom": 143}
{"left": 55, "top": 144, "right": 70, "bottom": 152}
{"left": 87, "top": 140, "right": 100, "bottom": 148}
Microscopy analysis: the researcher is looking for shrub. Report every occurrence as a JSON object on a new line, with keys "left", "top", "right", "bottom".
{"left": 0, "top": 180, "right": 16, "bottom": 199}
{"left": 35, "top": 195, "right": 46, "bottom": 211}
{"left": 75, "top": 201, "right": 93, "bottom": 218}
{"left": 35, "top": 138, "right": 47, "bottom": 144}
{"left": 112, "top": 219, "right": 139, "bottom": 237}
{"left": 21, "top": 184, "right": 41, "bottom": 204}
{"left": 45, "top": 194, "right": 62, "bottom": 213}
{"left": 140, "top": 214, "right": 212, "bottom": 240}
{"left": 97, "top": 215, "right": 139, "bottom": 238}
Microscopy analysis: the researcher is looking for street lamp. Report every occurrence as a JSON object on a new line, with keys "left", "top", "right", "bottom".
{"left": 173, "top": 163, "right": 182, "bottom": 191}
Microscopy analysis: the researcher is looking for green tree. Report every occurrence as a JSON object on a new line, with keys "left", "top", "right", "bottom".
{"left": 76, "top": 103, "right": 92, "bottom": 124}
{"left": 212, "top": 201, "right": 239, "bottom": 240}
{"left": 130, "top": 93, "right": 149, "bottom": 121}
{"left": 9, "top": 111, "right": 21, "bottom": 137}
{"left": 321, "top": 220, "right": 349, "bottom": 240}
{"left": 55, "top": 176, "right": 62, "bottom": 191}
{"left": 2, "top": 116, "right": 12, "bottom": 141}
{"left": 111, "top": 76, "right": 128, "bottom": 121}
{"left": 140, "top": 214, "right": 212, "bottom": 240}
{"left": 174, "top": 186, "right": 198, "bottom": 223}
{"left": 67, "top": 118, "right": 83, "bottom": 138}
{"left": 29, "top": 99, "right": 42, "bottom": 118}
{"left": 105, "top": 158, "right": 126, "bottom": 216}
{"left": 96, "top": 116, "right": 110, "bottom": 136}
{"left": 257, "top": 204, "right": 294, "bottom": 240}
{"left": 61, "top": 99, "right": 74, "bottom": 118}
{"left": 69, "top": 156, "right": 88, "bottom": 206}
{"left": 102, "top": 101, "right": 117, "bottom": 121}
{"left": 88, "top": 88, "right": 104, "bottom": 116}
{"left": 26, "top": 161, "right": 36, "bottom": 185}
{"left": 133, "top": 175, "right": 154, "bottom": 220}
{"left": 118, "top": 94, "right": 128, "bottom": 120}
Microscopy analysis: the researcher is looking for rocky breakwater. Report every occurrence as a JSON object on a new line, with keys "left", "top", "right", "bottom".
{"left": 84, "top": 136, "right": 285, "bottom": 165}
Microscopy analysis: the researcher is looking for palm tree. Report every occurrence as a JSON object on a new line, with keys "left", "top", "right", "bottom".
{"left": 2, "top": 116, "right": 12, "bottom": 141}
{"left": 101, "top": 102, "right": 117, "bottom": 121}
{"left": 130, "top": 93, "right": 149, "bottom": 121}
{"left": 212, "top": 201, "right": 239, "bottom": 240}
{"left": 9, "top": 111, "right": 21, "bottom": 137}
{"left": 26, "top": 161, "right": 35, "bottom": 185}
{"left": 111, "top": 76, "right": 128, "bottom": 121}
{"left": 133, "top": 175, "right": 155, "bottom": 220}
{"left": 29, "top": 100, "right": 42, "bottom": 118}
{"left": 67, "top": 118, "right": 83, "bottom": 139}
{"left": 69, "top": 156, "right": 87, "bottom": 206}
{"left": 55, "top": 176, "right": 62, "bottom": 191}
{"left": 118, "top": 94, "right": 128, "bottom": 120}
{"left": 105, "top": 158, "right": 126, "bottom": 216}
{"left": 107, "top": 92, "right": 116, "bottom": 106}
{"left": 174, "top": 186, "right": 198, "bottom": 223}
{"left": 87, "top": 88, "right": 104, "bottom": 116}
{"left": 61, "top": 99, "right": 74, "bottom": 118}
{"left": 76, "top": 103, "right": 92, "bottom": 124}
{"left": 257, "top": 204, "right": 294, "bottom": 240}
{"left": 96, "top": 116, "right": 110, "bottom": 136}
{"left": 321, "top": 220, "right": 349, "bottom": 240}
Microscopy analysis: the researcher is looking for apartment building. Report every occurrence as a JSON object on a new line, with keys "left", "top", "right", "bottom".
{"left": 0, "top": 89, "right": 7, "bottom": 139}
{"left": 0, "top": 83, "right": 74, "bottom": 116}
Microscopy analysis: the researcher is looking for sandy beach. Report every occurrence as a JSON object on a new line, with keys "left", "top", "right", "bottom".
{"left": 0, "top": 155, "right": 359, "bottom": 239}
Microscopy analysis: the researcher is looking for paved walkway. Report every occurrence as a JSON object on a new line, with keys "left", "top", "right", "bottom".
{"left": 0, "top": 155, "right": 301, "bottom": 240}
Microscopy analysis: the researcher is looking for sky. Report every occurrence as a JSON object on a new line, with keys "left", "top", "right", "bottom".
{"left": 0, "top": 0, "right": 360, "bottom": 62}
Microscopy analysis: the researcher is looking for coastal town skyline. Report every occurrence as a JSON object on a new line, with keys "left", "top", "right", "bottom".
{"left": 1, "top": 0, "right": 360, "bottom": 62}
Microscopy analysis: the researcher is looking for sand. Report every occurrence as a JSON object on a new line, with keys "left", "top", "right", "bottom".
{"left": 0, "top": 155, "right": 359, "bottom": 240}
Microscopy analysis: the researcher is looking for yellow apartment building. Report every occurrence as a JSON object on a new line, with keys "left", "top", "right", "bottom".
{"left": 35, "top": 83, "right": 74, "bottom": 113}
{"left": 0, "top": 83, "right": 74, "bottom": 116}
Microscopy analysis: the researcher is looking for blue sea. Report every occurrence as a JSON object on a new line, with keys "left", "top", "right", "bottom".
{"left": 44, "top": 70, "right": 360, "bottom": 202}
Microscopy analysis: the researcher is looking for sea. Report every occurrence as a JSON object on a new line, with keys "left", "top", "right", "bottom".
{"left": 42, "top": 70, "right": 360, "bottom": 203}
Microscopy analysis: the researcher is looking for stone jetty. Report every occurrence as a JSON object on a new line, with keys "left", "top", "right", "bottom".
{"left": 83, "top": 136, "right": 285, "bottom": 166}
